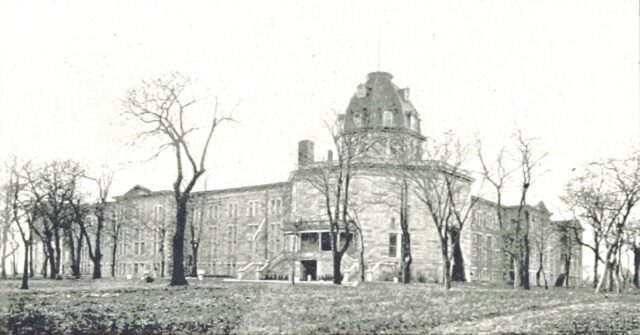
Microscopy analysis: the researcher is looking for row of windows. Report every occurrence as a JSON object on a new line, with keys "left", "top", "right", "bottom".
{"left": 472, "top": 233, "right": 500, "bottom": 269}
{"left": 352, "top": 110, "right": 419, "bottom": 131}
{"left": 137, "top": 198, "right": 284, "bottom": 223}
{"left": 472, "top": 211, "right": 498, "bottom": 230}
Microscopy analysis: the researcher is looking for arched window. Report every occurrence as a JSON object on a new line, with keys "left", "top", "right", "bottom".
{"left": 383, "top": 110, "right": 393, "bottom": 127}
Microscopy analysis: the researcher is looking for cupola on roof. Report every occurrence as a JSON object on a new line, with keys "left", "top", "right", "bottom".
{"left": 343, "top": 71, "right": 421, "bottom": 134}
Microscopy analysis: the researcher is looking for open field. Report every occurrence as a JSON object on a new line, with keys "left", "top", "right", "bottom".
{"left": 1, "top": 278, "right": 639, "bottom": 334}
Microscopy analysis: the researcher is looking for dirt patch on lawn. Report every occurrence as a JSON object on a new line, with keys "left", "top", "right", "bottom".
{"left": 430, "top": 301, "right": 640, "bottom": 334}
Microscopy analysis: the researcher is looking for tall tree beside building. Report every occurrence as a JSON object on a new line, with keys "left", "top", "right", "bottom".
{"left": 78, "top": 170, "right": 114, "bottom": 279}
{"left": 26, "top": 160, "right": 83, "bottom": 279}
{"left": 478, "top": 141, "right": 515, "bottom": 283}
{"left": 107, "top": 202, "right": 131, "bottom": 277}
{"left": 511, "top": 131, "right": 547, "bottom": 290}
{"left": 478, "top": 132, "right": 546, "bottom": 289}
{"left": 562, "top": 166, "right": 608, "bottom": 288}
{"left": 564, "top": 150, "right": 640, "bottom": 293}
{"left": 401, "top": 134, "right": 475, "bottom": 289}
{"left": 302, "top": 119, "right": 375, "bottom": 285}
{"left": 123, "top": 73, "right": 232, "bottom": 286}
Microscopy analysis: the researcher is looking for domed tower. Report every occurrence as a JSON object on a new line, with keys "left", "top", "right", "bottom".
{"left": 341, "top": 71, "right": 425, "bottom": 160}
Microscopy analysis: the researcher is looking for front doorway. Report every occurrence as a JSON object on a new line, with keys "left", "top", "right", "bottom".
{"left": 301, "top": 260, "right": 317, "bottom": 281}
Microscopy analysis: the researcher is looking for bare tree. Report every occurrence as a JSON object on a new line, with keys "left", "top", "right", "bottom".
{"left": 510, "top": 131, "right": 547, "bottom": 290}
{"left": 593, "top": 154, "right": 640, "bottom": 293}
{"left": 25, "top": 160, "right": 82, "bottom": 279}
{"left": 123, "top": 73, "right": 232, "bottom": 286}
{"left": 300, "top": 119, "right": 375, "bottom": 285}
{"left": 8, "top": 161, "right": 43, "bottom": 289}
{"left": 562, "top": 165, "right": 610, "bottom": 288}
{"left": 477, "top": 140, "right": 517, "bottom": 284}
{"left": 565, "top": 150, "right": 640, "bottom": 293}
{"left": 401, "top": 136, "right": 474, "bottom": 289}
{"left": 1, "top": 167, "right": 19, "bottom": 279}
{"left": 77, "top": 170, "right": 114, "bottom": 279}
{"left": 106, "top": 202, "right": 131, "bottom": 277}
{"left": 441, "top": 134, "right": 480, "bottom": 282}
{"left": 477, "top": 132, "right": 546, "bottom": 289}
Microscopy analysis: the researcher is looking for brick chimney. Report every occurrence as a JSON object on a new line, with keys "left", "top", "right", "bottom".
{"left": 327, "top": 150, "right": 333, "bottom": 162}
{"left": 298, "top": 140, "right": 314, "bottom": 166}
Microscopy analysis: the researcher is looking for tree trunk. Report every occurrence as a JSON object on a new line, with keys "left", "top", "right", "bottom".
{"left": 92, "top": 220, "right": 103, "bottom": 279}
{"left": 400, "top": 180, "right": 412, "bottom": 284}
{"left": 332, "top": 251, "right": 343, "bottom": 285}
{"left": 633, "top": 246, "right": 639, "bottom": 289}
{"left": 189, "top": 241, "right": 199, "bottom": 277}
{"left": 450, "top": 228, "right": 466, "bottom": 282}
{"left": 1, "top": 222, "right": 8, "bottom": 279}
{"left": 596, "top": 246, "right": 615, "bottom": 293}
{"left": 170, "top": 198, "right": 189, "bottom": 286}
{"left": 20, "top": 242, "right": 29, "bottom": 290}
{"left": 54, "top": 229, "right": 61, "bottom": 277}
{"left": 41, "top": 250, "right": 48, "bottom": 278}
{"left": 513, "top": 259, "right": 521, "bottom": 289}
{"left": 440, "top": 246, "right": 451, "bottom": 290}
{"left": 359, "top": 232, "right": 365, "bottom": 282}
{"left": 593, "top": 247, "right": 599, "bottom": 288}
{"left": 401, "top": 231, "right": 412, "bottom": 284}
{"left": 522, "top": 234, "right": 530, "bottom": 289}
{"left": 67, "top": 229, "right": 81, "bottom": 279}
{"left": 110, "top": 235, "right": 118, "bottom": 277}
{"left": 564, "top": 252, "right": 572, "bottom": 287}
{"left": 29, "top": 244, "right": 34, "bottom": 278}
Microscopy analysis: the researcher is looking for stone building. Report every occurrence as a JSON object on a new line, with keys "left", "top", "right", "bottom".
{"left": 468, "top": 198, "right": 582, "bottom": 285}
{"left": 82, "top": 71, "right": 580, "bottom": 284}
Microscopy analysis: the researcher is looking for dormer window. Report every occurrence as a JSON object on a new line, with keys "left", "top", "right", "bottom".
{"left": 353, "top": 111, "right": 362, "bottom": 127}
{"left": 356, "top": 84, "right": 366, "bottom": 98}
{"left": 403, "top": 88, "right": 410, "bottom": 101}
{"left": 383, "top": 110, "right": 393, "bottom": 127}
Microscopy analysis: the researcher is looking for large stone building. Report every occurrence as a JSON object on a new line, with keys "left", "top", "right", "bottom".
{"left": 81, "top": 71, "right": 580, "bottom": 284}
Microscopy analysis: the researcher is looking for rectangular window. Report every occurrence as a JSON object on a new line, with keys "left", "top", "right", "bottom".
{"left": 318, "top": 199, "right": 325, "bottom": 215}
{"left": 389, "top": 233, "right": 398, "bottom": 257}
{"left": 321, "top": 232, "right": 332, "bottom": 251}
{"left": 383, "top": 110, "right": 393, "bottom": 127}
{"left": 140, "top": 242, "right": 145, "bottom": 255}
{"left": 300, "top": 232, "right": 319, "bottom": 252}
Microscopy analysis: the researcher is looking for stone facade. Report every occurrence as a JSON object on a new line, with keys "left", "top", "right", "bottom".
{"left": 67, "top": 71, "right": 581, "bottom": 285}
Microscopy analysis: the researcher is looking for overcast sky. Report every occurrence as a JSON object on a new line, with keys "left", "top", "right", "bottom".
{"left": 0, "top": 0, "right": 638, "bottom": 219}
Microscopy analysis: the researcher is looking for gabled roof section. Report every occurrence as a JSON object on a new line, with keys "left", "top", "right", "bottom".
{"left": 535, "top": 201, "right": 550, "bottom": 214}
{"left": 122, "top": 184, "right": 152, "bottom": 197}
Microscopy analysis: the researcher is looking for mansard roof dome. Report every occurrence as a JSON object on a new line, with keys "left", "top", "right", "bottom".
{"left": 344, "top": 71, "right": 420, "bottom": 133}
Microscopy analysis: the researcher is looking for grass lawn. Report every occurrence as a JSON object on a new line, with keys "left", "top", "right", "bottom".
{"left": 1, "top": 277, "right": 639, "bottom": 334}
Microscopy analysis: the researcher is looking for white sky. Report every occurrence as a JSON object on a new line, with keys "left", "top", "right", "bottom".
{"left": 0, "top": 0, "right": 638, "bottom": 220}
